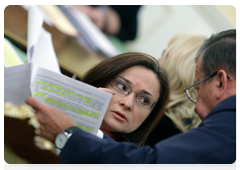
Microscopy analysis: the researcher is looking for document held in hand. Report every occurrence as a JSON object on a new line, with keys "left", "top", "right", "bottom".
{"left": 4, "top": 64, "right": 112, "bottom": 135}
{"left": 31, "top": 67, "right": 112, "bottom": 135}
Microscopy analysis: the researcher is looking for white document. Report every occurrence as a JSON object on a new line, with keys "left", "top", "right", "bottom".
{"left": 31, "top": 67, "right": 112, "bottom": 135}
{"left": 26, "top": 5, "right": 61, "bottom": 84}
{"left": 27, "top": 5, "right": 44, "bottom": 62}
{"left": 4, "top": 63, "right": 32, "bottom": 105}
{"left": 22, "top": 5, "right": 54, "bottom": 26}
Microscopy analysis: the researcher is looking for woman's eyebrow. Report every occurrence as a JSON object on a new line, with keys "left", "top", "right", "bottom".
{"left": 118, "top": 76, "right": 132, "bottom": 85}
{"left": 118, "top": 76, "right": 154, "bottom": 98}
{"left": 141, "top": 90, "right": 154, "bottom": 98}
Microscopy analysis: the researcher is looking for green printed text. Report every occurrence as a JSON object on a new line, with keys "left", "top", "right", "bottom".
{"left": 43, "top": 97, "right": 99, "bottom": 118}
{"left": 76, "top": 124, "right": 94, "bottom": 132}
{"left": 36, "top": 81, "right": 93, "bottom": 101}
{"left": 33, "top": 92, "right": 46, "bottom": 97}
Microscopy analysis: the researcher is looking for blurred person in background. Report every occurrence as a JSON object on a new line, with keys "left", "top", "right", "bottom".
{"left": 71, "top": 5, "right": 141, "bottom": 42}
{"left": 146, "top": 32, "right": 206, "bottom": 146}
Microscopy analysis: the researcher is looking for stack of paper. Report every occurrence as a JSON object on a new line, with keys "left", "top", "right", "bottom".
{"left": 4, "top": 6, "right": 112, "bottom": 136}
{"left": 27, "top": 5, "right": 61, "bottom": 82}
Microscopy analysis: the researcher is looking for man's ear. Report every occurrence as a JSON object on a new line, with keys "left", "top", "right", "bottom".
{"left": 215, "top": 70, "right": 228, "bottom": 99}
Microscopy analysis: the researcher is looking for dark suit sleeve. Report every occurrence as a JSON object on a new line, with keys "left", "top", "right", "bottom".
{"left": 145, "top": 115, "right": 181, "bottom": 147}
{"left": 60, "top": 129, "right": 156, "bottom": 164}
{"left": 60, "top": 96, "right": 236, "bottom": 164}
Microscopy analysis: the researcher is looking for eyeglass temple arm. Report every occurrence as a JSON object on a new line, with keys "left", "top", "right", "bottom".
{"left": 184, "top": 76, "right": 211, "bottom": 91}
{"left": 184, "top": 72, "right": 218, "bottom": 91}
{"left": 184, "top": 72, "right": 232, "bottom": 92}
{"left": 227, "top": 75, "right": 232, "bottom": 80}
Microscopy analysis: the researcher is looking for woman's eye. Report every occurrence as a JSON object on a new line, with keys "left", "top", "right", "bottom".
{"left": 117, "top": 83, "right": 127, "bottom": 91}
{"left": 139, "top": 97, "right": 150, "bottom": 105}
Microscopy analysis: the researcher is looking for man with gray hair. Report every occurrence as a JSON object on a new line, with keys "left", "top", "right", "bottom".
{"left": 26, "top": 29, "right": 236, "bottom": 163}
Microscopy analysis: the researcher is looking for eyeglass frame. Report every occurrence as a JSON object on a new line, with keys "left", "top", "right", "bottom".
{"left": 184, "top": 71, "right": 232, "bottom": 103}
{"left": 109, "top": 77, "right": 156, "bottom": 110}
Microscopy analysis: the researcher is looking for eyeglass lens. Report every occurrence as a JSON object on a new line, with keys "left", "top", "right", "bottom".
{"left": 110, "top": 78, "right": 155, "bottom": 109}
{"left": 186, "top": 88, "right": 198, "bottom": 103}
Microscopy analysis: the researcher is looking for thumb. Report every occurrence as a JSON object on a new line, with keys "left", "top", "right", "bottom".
{"left": 25, "top": 96, "right": 43, "bottom": 111}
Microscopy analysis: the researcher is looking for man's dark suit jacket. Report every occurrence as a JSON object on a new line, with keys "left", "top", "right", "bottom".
{"left": 60, "top": 95, "right": 236, "bottom": 164}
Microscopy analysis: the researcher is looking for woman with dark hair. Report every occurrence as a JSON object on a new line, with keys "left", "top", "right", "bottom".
{"left": 81, "top": 52, "right": 170, "bottom": 146}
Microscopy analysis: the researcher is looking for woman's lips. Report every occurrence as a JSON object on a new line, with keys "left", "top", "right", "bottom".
{"left": 112, "top": 111, "right": 127, "bottom": 122}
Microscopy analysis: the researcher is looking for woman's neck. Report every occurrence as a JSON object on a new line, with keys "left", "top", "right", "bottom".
{"left": 100, "top": 128, "right": 116, "bottom": 140}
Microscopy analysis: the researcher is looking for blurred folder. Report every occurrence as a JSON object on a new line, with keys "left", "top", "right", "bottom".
{"left": 4, "top": 38, "right": 26, "bottom": 67}
{"left": 40, "top": 5, "right": 78, "bottom": 37}
{"left": 58, "top": 5, "right": 119, "bottom": 58}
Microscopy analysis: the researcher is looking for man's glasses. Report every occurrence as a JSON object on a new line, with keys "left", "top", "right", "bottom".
{"left": 109, "top": 78, "right": 156, "bottom": 110}
{"left": 184, "top": 71, "right": 232, "bottom": 103}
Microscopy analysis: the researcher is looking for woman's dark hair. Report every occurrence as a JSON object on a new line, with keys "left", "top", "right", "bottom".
{"left": 81, "top": 52, "right": 170, "bottom": 146}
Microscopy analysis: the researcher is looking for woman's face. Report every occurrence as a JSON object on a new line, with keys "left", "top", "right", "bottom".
{"left": 101, "top": 66, "right": 160, "bottom": 133}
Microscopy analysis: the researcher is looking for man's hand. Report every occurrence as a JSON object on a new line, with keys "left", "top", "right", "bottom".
{"left": 25, "top": 97, "right": 75, "bottom": 143}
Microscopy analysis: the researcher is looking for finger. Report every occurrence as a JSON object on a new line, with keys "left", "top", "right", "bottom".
{"left": 25, "top": 96, "right": 42, "bottom": 111}
{"left": 35, "top": 111, "right": 46, "bottom": 126}
{"left": 38, "top": 126, "right": 56, "bottom": 143}
{"left": 26, "top": 97, "right": 50, "bottom": 114}
{"left": 98, "top": 87, "right": 115, "bottom": 95}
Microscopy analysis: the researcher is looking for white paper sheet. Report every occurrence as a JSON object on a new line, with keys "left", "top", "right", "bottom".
{"left": 22, "top": 5, "right": 53, "bottom": 26}
{"left": 30, "top": 28, "right": 61, "bottom": 83}
{"left": 26, "top": 5, "right": 61, "bottom": 84}
{"left": 4, "top": 63, "right": 32, "bottom": 105}
{"left": 27, "top": 5, "right": 44, "bottom": 62}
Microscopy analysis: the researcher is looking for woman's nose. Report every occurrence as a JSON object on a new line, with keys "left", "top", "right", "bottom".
{"left": 119, "top": 93, "right": 135, "bottom": 110}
